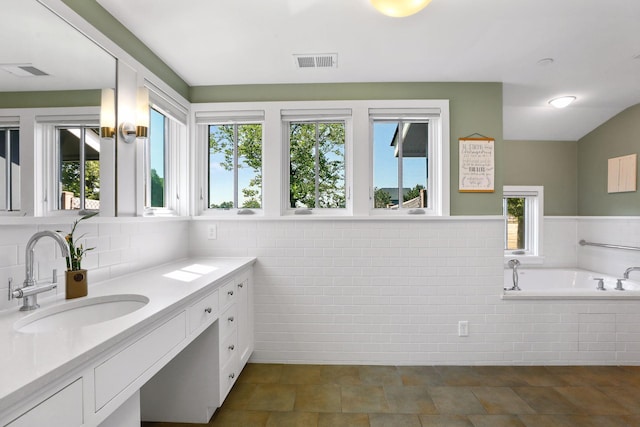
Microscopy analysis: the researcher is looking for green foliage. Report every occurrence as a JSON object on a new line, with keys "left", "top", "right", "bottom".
{"left": 150, "top": 169, "right": 164, "bottom": 207}
{"left": 403, "top": 184, "right": 425, "bottom": 202}
{"left": 61, "top": 160, "right": 100, "bottom": 200}
{"left": 374, "top": 187, "right": 392, "bottom": 208}
{"left": 209, "top": 124, "right": 262, "bottom": 208}
{"left": 58, "top": 212, "right": 97, "bottom": 271}
{"left": 289, "top": 122, "right": 345, "bottom": 208}
{"left": 506, "top": 197, "right": 525, "bottom": 249}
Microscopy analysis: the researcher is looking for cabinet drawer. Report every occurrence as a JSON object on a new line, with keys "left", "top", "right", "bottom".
{"left": 189, "top": 289, "right": 219, "bottom": 333}
{"left": 219, "top": 304, "right": 237, "bottom": 341}
{"left": 219, "top": 355, "right": 239, "bottom": 404}
{"left": 219, "top": 279, "right": 236, "bottom": 309}
{"left": 219, "top": 329, "right": 238, "bottom": 368}
{"left": 7, "top": 378, "right": 83, "bottom": 427}
{"left": 94, "top": 311, "right": 186, "bottom": 410}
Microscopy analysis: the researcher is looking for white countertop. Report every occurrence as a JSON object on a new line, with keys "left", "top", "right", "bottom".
{"left": 0, "top": 257, "right": 255, "bottom": 414}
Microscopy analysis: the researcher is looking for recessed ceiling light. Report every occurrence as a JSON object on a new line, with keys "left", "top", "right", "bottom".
{"left": 537, "top": 58, "right": 554, "bottom": 66}
{"left": 549, "top": 96, "right": 576, "bottom": 108}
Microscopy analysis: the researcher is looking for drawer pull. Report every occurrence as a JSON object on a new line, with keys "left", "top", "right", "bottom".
{"left": 228, "top": 316, "right": 235, "bottom": 322}
{"left": 229, "top": 373, "right": 235, "bottom": 379}
{"left": 204, "top": 307, "right": 212, "bottom": 314}
{"left": 228, "top": 344, "right": 235, "bottom": 351}
{"left": 238, "top": 283, "right": 244, "bottom": 288}
{"left": 227, "top": 290, "right": 234, "bottom": 296}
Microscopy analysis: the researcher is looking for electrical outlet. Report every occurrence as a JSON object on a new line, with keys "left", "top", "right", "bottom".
{"left": 207, "top": 225, "right": 217, "bottom": 240}
{"left": 458, "top": 320, "right": 469, "bottom": 337}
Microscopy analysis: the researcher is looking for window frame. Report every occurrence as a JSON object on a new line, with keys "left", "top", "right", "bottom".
{"left": 206, "top": 121, "right": 264, "bottom": 211}
{"left": 503, "top": 185, "right": 544, "bottom": 262}
{"left": 39, "top": 113, "right": 101, "bottom": 217}
{"left": 0, "top": 126, "right": 19, "bottom": 212}
{"left": 282, "top": 112, "right": 351, "bottom": 215}
{"left": 370, "top": 115, "right": 437, "bottom": 215}
{"left": 138, "top": 86, "right": 189, "bottom": 217}
{"left": 191, "top": 99, "right": 449, "bottom": 218}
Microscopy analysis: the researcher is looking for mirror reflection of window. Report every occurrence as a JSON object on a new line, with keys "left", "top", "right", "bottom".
{"left": 0, "top": 128, "right": 20, "bottom": 211}
{"left": 58, "top": 127, "right": 100, "bottom": 211}
{"left": 148, "top": 108, "right": 166, "bottom": 208}
{"left": 373, "top": 121, "right": 428, "bottom": 209}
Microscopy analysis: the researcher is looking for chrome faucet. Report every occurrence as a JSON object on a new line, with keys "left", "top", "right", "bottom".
{"left": 623, "top": 267, "right": 640, "bottom": 280}
{"left": 507, "top": 259, "right": 521, "bottom": 291}
{"left": 9, "top": 230, "right": 70, "bottom": 311}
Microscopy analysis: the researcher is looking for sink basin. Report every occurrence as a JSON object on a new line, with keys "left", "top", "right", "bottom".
{"left": 14, "top": 294, "right": 149, "bottom": 333}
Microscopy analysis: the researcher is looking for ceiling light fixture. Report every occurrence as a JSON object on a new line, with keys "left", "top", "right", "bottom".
{"left": 549, "top": 96, "right": 576, "bottom": 109}
{"left": 370, "top": 0, "right": 432, "bottom": 17}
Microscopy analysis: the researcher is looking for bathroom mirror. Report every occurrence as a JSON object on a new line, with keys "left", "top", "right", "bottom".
{"left": 0, "top": 0, "right": 116, "bottom": 213}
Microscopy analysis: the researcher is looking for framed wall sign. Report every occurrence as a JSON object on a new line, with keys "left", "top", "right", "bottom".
{"left": 459, "top": 137, "right": 495, "bottom": 192}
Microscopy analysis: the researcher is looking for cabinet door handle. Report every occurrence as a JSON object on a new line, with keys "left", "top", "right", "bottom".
{"left": 227, "top": 290, "right": 234, "bottom": 296}
{"left": 229, "top": 373, "right": 235, "bottom": 379}
{"left": 204, "top": 307, "right": 212, "bottom": 314}
{"left": 238, "top": 283, "right": 244, "bottom": 288}
{"left": 228, "top": 316, "right": 234, "bottom": 322}
{"left": 228, "top": 344, "right": 235, "bottom": 351}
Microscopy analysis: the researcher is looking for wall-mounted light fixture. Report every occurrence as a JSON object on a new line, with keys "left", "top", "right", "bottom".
{"left": 119, "top": 87, "right": 150, "bottom": 143}
{"left": 370, "top": 0, "right": 432, "bottom": 17}
{"left": 549, "top": 96, "right": 576, "bottom": 109}
{"left": 100, "top": 88, "right": 115, "bottom": 138}
{"left": 101, "top": 87, "right": 149, "bottom": 143}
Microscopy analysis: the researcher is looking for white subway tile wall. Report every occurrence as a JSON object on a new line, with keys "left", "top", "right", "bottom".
{"left": 0, "top": 219, "right": 189, "bottom": 311}
{"left": 190, "top": 218, "right": 640, "bottom": 366}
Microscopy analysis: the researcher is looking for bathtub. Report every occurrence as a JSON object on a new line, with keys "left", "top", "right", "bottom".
{"left": 502, "top": 268, "right": 640, "bottom": 300}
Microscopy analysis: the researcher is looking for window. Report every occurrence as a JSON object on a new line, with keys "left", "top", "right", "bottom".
{"left": 57, "top": 126, "right": 100, "bottom": 211}
{"left": 503, "top": 186, "right": 544, "bottom": 258}
{"left": 0, "top": 127, "right": 19, "bottom": 211}
{"left": 208, "top": 123, "right": 263, "bottom": 209}
{"left": 147, "top": 108, "right": 166, "bottom": 208}
{"left": 372, "top": 120, "right": 428, "bottom": 210}
{"left": 285, "top": 118, "right": 346, "bottom": 210}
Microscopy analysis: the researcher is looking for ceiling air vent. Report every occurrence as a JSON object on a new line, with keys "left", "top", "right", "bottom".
{"left": 0, "top": 64, "right": 49, "bottom": 77}
{"left": 293, "top": 54, "right": 338, "bottom": 69}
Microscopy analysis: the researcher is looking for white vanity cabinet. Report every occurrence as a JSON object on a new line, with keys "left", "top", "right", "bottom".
{"left": 139, "top": 266, "right": 254, "bottom": 423}
{"left": 0, "top": 258, "right": 255, "bottom": 427}
{"left": 5, "top": 379, "right": 83, "bottom": 427}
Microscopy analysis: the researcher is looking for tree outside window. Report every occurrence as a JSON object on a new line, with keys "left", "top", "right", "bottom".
{"left": 208, "top": 123, "right": 262, "bottom": 209}
{"left": 59, "top": 127, "right": 100, "bottom": 211}
{"left": 288, "top": 121, "right": 345, "bottom": 209}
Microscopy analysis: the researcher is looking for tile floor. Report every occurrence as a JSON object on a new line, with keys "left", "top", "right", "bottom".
{"left": 142, "top": 364, "right": 640, "bottom": 427}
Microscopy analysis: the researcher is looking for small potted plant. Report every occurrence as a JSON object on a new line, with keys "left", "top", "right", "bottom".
{"left": 59, "top": 212, "right": 97, "bottom": 299}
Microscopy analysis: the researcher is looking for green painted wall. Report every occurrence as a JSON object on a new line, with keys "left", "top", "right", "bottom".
{"left": 191, "top": 82, "right": 504, "bottom": 215}
{"left": 61, "top": 0, "right": 189, "bottom": 100}
{"left": 504, "top": 140, "right": 578, "bottom": 216}
{"left": 0, "top": 90, "right": 100, "bottom": 108}
{"left": 578, "top": 103, "right": 640, "bottom": 216}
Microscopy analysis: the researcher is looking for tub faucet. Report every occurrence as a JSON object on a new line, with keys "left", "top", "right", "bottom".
{"left": 508, "top": 259, "right": 521, "bottom": 291}
{"left": 623, "top": 267, "right": 640, "bottom": 280}
{"left": 9, "top": 230, "right": 70, "bottom": 311}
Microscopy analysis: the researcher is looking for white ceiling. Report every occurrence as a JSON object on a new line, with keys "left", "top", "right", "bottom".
{"left": 0, "top": 0, "right": 114, "bottom": 92}
{"left": 97, "top": 0, "right": 640, "bottom": 141}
